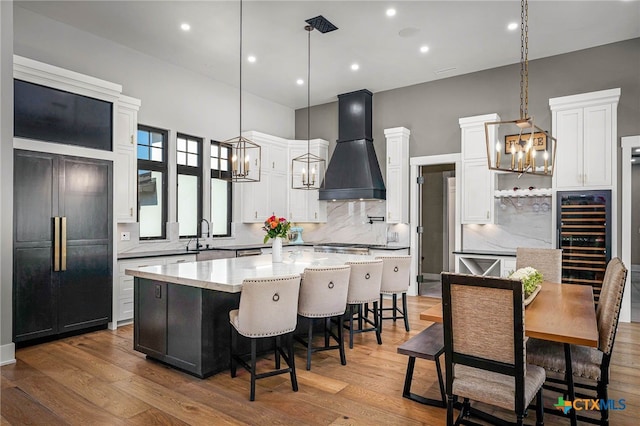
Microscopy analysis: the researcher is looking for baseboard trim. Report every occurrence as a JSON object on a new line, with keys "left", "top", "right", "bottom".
{"left": 0, "top": 342, "right": 16, "bottom": 366}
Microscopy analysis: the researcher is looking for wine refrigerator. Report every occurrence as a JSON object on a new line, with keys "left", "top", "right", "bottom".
{"left": 557, "top": 190, "right": 611, "bottom": 304}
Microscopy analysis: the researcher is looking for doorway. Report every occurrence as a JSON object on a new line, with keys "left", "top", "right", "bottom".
{"left": 419, "top": 164, "right": 455, "bottom": 297}
{"left": 409, "top": 153, "right": 461, "bottom": 298}
{"left": 621, "top": 135, "right": 640, "bottom": 323}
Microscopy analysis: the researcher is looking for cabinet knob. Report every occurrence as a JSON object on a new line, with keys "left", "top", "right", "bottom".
{"left": 272, "top": 161, "right": 275, "bottom": 169}
{"left": 388, "top": 156, "right": 391, "bottom": 164}
{"left": 130, "top": 135, "right": 134, "bottom": 145}
{"left": 130, "top": 207, "right": 133, "bottom": 217}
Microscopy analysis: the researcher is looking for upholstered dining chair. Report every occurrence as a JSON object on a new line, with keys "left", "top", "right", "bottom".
{"left": 376, "top": 255, "right": 411, "bottom": 332}
{"left": 515, "top": 247, "right": 562, "bottom": 283}
{"left": 229, "top": 274, "right": 301, "bottom": 401}
{"left": 296, "top": 265, "right": 351, "bottom": 370}
{"left": 527, "top": 257, "right": 627, "bottom": 425}
{"left": 344, "top": 259, "right": 383, "bottom": 349}
{"left": 441, "top": 272, "right": 545, "bottom": 426}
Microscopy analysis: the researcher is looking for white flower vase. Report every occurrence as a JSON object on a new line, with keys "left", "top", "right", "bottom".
{"left": 272, "top": 237, "right": 283, "bottom": 263}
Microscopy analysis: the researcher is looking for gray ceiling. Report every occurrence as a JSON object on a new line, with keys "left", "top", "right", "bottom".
{"left": 15, "top": 1, "right": 640, "bottom": 110}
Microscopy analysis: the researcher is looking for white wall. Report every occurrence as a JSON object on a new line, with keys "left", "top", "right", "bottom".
{"left": 1, "top": 0, "right": 15, "bottom": 365}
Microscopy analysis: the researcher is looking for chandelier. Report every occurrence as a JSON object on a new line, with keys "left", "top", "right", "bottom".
{"left": 223, "top": 0, "right": 261, "bottom": 183}
{"left": 484, "top": 0, "right": 557, "bottom": 176}
{"left": 291, "top": 25, "right": 324, "bottom": 190}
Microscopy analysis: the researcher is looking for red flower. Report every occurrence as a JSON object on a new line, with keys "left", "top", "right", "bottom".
{"left": 268, "top": 215, "right": 276, "bottom": 222}
{"left": 279, "top": 217, "right": 286, "bottom": 223}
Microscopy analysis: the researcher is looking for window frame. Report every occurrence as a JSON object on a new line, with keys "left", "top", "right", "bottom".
{"left": 210, "top": 140, "right": 233, "bottom": 237}
{"left": 176, "top": 132, "right": 203, "bottom": 238}
{"left": 137, "top": 124, "right": 168, "bottom": 240}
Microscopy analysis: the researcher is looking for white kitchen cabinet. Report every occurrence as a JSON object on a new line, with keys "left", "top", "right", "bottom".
{"left": 114, "top": 95, "right": 141, "bottom": 223}
{"left": 550, "top": 88, "right": 620, "bottom": 189}
{"left": 116, "top": 253, "right": 195, "bottom": 324}
{"left": 459, "top": 114, "right": 498, "bottom": 224}
{"left": 240, "top": 132, "right": 289, "bottom": 223}
{"left": 384, "top": 127, "right": 410, "bottom": 223}
{"left": 287, "top": 139, "right": 329, "bottom": 223}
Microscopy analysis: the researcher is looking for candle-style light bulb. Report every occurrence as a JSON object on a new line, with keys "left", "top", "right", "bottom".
{"left": 495, "top": 142, "right": 502, "bottom": 168}
{"left": 245, "top": 155, "right": 250, "bottom": 173}
{"left": 302, "top": 168, "right": 306, "bottom": 185}
{"left": 531, "top": 149, "right": 536, "bottom": 171}
{"left": 517, "top": 150, "right": 524, "bottom": 172}
{"left": 544, "top": 150, "right": 549, "bottom": 174}
{"left": 311, "top": 167, "right": 316, "bottom": 185}
{"left": 510, "top": 145, "right": 516, "bottom": 170}
{"left": 232, "top": 154, "right": 238, "bottom": 173}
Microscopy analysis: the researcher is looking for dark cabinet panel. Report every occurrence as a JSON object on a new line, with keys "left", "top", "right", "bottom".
{"left": 135, "top": 280, "right": 167, "bottom": 357}
{"left": 13, "top": 150, "right": 113, "bottom": 344}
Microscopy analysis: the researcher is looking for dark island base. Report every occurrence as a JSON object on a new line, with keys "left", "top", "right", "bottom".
{"left": 134, "top": 278, "right": 313, "bottom": 379}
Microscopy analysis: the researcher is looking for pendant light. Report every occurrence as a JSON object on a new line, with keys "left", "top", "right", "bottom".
{"left": 223, "top": 0, "right": 261, "bottom": 183}
{"left": 291, "top": 25, "right": 325, "bottom": 190}
{"left": 484, "top": 0, "right": 557, "bottom": 176}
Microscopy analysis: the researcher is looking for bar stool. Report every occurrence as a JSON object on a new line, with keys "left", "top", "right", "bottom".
{"left": 296, "top": 265, "right": 351, "bottom": 370}
{"left": 344, "top": 259, "right": 383, "bottom": 349}
{"left": 229, "top": 274, "right": 301, "bottom": 401}
{"left": 376, "top": 255, "right": 411, "bottom": 332}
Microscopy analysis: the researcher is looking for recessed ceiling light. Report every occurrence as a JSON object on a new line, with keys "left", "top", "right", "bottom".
{"left": 386, "top": 8, "right": 396, "bottom": 17}
{"left": 247, "top": 55, "right": 256, "bottom": 63}
{"left": 420, "top": 45, "right": 429, "bottom": 53}
{"left": 296, "top": 79, "right": 304, "bottom": 85}
{"left": 351, "top": 63, "right": 360, "bottom": 71}
{"left": 508, "top": 22, "right": 518, "bottom": 31}
{"left": 180, "top": 23, "right": 191, "bottom": 31}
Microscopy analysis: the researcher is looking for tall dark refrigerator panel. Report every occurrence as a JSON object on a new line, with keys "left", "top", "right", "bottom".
{"left": 13, "top": 150, "right": 113, "bottom": 344}
{"left": 557, "top": 190, "right": 611, "bottom": 304}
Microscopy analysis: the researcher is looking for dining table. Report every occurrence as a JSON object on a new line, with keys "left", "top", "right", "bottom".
{"left": 420, "top": 281, "right": 598, "bottom": 426}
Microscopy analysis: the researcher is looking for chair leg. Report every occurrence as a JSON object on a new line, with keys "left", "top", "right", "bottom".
{"left": 229, "top": 326, "right": 237, "bottom": 378}
{"left": 392, "top": 293, "right": 398, "bottom": 322}
{"left": 535, "top": 387, "right": 544, "bottom": 426}
{"left": 337, "top": 315, "right": 347, "bottom": 365}
{"left": 446, "top": 395, "right": 455, "bottom": 426}
{"left": 598, "top": 380, "right": 609, "bottom": 426}
{"left": 250, "top": 338, "right": 257, "bottom": 401}
{"left": 563, "top": 343, "right": 577, "bottom": 426}
{"left": 275, "top": 335, "right": 281, "bottom": 369}
{"left": 349, "top": 305, "right": 355, "bottom": 349}
{"left": 402, "top": 292, "right": 410, "bottom": 332}
{"left": 373, "top": 301, "right": 382, "bottom": 345}
{"left": 378, "top": 294, "right": 383, "bottom": 333}
{"left": 288, "top": 333, "right": 298, "bottom": 392}
{"left": 306, "top": 319, "right": 314, "bottom": 371}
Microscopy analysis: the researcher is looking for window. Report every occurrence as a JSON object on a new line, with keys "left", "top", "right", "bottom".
{"left": 137, "top": 125, "right": 168, "bottom": 239}
{"left": 177, "top": 133, "right": 202, "bottom": 238}
{"left": 211, "top": 141, "right": 232, "bottom": 237}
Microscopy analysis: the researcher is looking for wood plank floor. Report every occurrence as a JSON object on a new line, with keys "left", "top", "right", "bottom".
{"left": 2, "top": 295, "right": 639, "bottom": 425}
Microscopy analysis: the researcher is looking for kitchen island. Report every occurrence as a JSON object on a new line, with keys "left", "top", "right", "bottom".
{"left": 125, "top": 252, "right": 375, "bottom": 378}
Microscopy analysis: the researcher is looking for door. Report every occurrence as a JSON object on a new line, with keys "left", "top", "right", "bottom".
{"left": 13, "top": 151, "right": 58, "bottom": 341}
{"left": 13, "top": 150, "right": 113, "bottom": 342}
{"left": 58, "top": 157, "right": 113, "bottom": 332}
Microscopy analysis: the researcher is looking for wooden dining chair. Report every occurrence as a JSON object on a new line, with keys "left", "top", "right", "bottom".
{"left": 515, "top": 247, "right": 562, "bottom": 283}
{"left": 441, "top": 272, "right": 545, "bottom": 426}
{"left": 527, "top": 257, "right": 628, "bottom": 425}
{"left": 229, "top": 274, "right": 302, "bottom": 401}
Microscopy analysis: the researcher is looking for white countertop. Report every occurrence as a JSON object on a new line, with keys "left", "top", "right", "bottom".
{"left": 125, "top": 252, "right": 377, "bottom": 293}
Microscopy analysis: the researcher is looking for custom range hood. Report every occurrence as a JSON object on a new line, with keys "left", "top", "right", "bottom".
{"left": 318, "top": 89, "right": 386, "bottom": 200}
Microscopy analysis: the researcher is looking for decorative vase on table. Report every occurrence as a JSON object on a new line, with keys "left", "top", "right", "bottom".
{"left": 272, "top": 236, "right": 283, "bottom": 263}
{"left": 262, "top": 215, "right": 291, "bottom": 263}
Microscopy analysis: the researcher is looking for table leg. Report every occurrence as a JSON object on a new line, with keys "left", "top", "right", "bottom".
{"left": 564, "top": 343, "right": 577, "bottom": 426}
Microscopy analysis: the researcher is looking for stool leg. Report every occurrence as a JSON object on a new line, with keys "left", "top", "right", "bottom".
{"left": 288, "top": 333, "right": 298, "bottom": 392}
{"left": 250, "top": 338, "right": 257, "bottom": 401}
{"left": 229, "top": 326, "right": 237, "bottom": 378}
{"left": 324, "top": 317, "right": 330, "bottom": 348}
{"left": 379, "top": 294, "right": 384, "bottom": 333}
{"left": 373, "top": 301, "right": 382, "bottom": 345}
{"left": 357, "top": 304, "right": 363, "bottom": 331}
{"left": 392, "top": 294, "right": 398, "bottom": 322}
{"left": 306, "top": 319, "right": 313, "bottom": 371}
{"left": 349, "top": 304, "right": 355, "bottom": 349}
{"left": 402, "top": 292, "right": 410, "bottom": 332}
{"left": 337, "top": 315, "right": 347, "bottom": 365}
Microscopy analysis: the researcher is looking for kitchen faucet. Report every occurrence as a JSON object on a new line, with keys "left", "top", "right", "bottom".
{"left": 196, "top": 218, "right": 210, "bottom": 250}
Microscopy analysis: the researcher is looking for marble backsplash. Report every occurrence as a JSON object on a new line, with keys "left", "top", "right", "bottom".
{"left": 462, "top": 197, "right": 553, "bottom": 253}
{"left": 117, "top": 200, "right": 410, "bottom": 253}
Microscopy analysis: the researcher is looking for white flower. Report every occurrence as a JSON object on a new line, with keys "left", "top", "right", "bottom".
{"left": 509, "top": 266, "right": 538, "bottom": 280}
